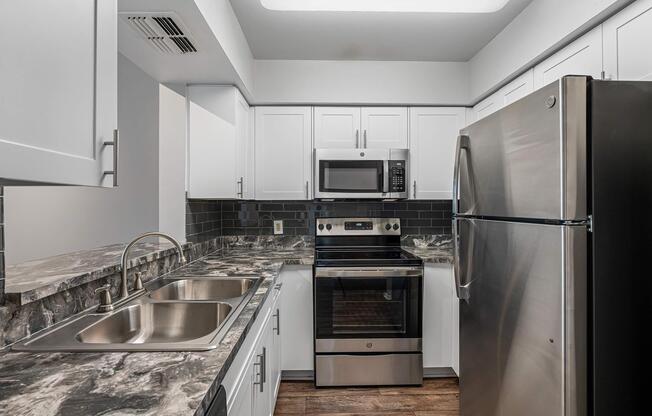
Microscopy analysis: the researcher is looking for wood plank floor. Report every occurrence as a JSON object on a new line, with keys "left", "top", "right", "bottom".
{"left": 274, "top": 378, "right": 460, "bottom": 415}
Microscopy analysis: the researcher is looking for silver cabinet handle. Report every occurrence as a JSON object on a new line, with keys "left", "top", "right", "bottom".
{"left": 103, "top": 129, "right": 119, "bottom": 187}
{"left": 363, "top": 129, "right": 367, "bottom": 148}
{"left": 452, "top": 135, "right": 470, "bottom": 216}
{"left": 237, "top": 177, "right": 244, "bottom": 199}
{"left": 253, "top": 351, "right": 265, "bottom": 392}
{"left": 355, "top": 129, "right": 360, "bottom": 148}
{"left": 273, "top": 308, "right": 280, "bottom": 335}
{"left": 261, "top": 347, "right": 267, "bottom": 384}
{"left": 305, "top": 181, "right": 310, "bottom": 199}
{"left": 413, "top": 180, "right": 417, "bottom": 199}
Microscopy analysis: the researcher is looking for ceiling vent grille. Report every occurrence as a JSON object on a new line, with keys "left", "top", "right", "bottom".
{"left": 120, "top": 12, "right": 197, "bottom": 55}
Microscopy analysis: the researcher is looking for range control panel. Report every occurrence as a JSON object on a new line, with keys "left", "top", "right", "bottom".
{"left": 316, "top": 218, "right": 401, "bottom": 236}
{"left": 389, "top": 160, "right": 406, "bottom": 193}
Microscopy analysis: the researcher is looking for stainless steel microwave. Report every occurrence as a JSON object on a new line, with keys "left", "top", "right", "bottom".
{"left": 314, "top": 149, "right": 409, "bottom": 199}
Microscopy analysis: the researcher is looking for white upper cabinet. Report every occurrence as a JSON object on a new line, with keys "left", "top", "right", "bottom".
{"left": 0, "top": 0, "right": 117, "bottom": 186}
{"left": 255, "top": 107, "right": 313, "bottom": 200}
{"left": 534, "top": 26, "right": 604, "bottom": 88}
{"left": 314, "top": 107, "right": 407, "bottom": 149}
{"left": 361, "top": 107, "right": 409, "bottom": 149}
{"left": 471, "top": 91, "right": 501, "bottom": 123}
{"left": 501, "top": 69, "right": 534, "bottom": 107}
{"left": 603, "top": 0, "right": 652, "bottom": 81}
{"left": 188, "top": 86, "right": 252, "bottom": 199}
{"left": 409, "top": 108, "right": 466, "bottom": 200}
{"left": 314, "top": 107, "right": 361, "bottom": 148}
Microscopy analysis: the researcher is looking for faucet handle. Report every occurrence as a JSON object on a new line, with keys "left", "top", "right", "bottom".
{"left": 133, "top": 272, "right": 144, "bottom": 291}
{"left": 95, "top": 284, "right": 114, "bottom": 313}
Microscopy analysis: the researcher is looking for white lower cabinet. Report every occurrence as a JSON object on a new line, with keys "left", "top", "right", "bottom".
{"left": 280, "top": 266, "right": 314, "bottom": 372}
{"left": 224, "top": 274, "right": 284, "bottom": 416}
{"left": 423, "top": 264, "right": 459, "bottom": 376}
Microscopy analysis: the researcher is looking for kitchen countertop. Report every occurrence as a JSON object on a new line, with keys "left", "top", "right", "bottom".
{"left": 0, "top": 248, "right": 312, "bottom": 416}
{"left": 0, "top": 243, "right": 449, "bottom": 416}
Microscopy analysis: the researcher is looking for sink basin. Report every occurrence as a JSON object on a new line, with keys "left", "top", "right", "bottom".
{"left": 76, "top": 302, "right": 232, "bottom": 344}
{"left": 11, "top": 276, "right": 261, "bottom": 352}
{"left": 149, "top": 278, "right": 255, "bottom": 301}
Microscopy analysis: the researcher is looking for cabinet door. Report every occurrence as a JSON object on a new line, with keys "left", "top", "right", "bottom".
{"left": 229, "top": 352, "right": 256, "bottom": 416}
{"left": 0, "top": 0, "right": 117, "bottom": 186}
{"left": 255, "top": 107, "right": 312, "bottom": 200}
{"left": 472, "top": 90, "right": 500, "bottom": 122}
{"left": 188, "top": 86, "right": 238, "bottom": 198}
{"left": 500, "top": 69, "right": 535, "bottom": 107}
{"left": 361, "top": 107, "right": 408, "bottom": 149}
{"left": 280, "top": 266, "right": 314, "bottom": 371}
{"left": 253, "top": 312, "right": 274, "bottom": 416}
{"left": 533, "top": 26, "right": 603, "bottom": 88}
{"left": 409, "top": 108, "right": 466, "bottom": 200}
{"left": 603, "top": 0, "right": 652, "bottom": 81}
{"left": 314, "top": 107, "right": 361, "bottom": 149}
{"left": 423, "top": 264, "right": 459, "bottom": 374}
{"left": 236, "top": 91, "right": 254, "bottom": 199}
{"left": 269, "top": 298, "right": 282, "bottom": 408}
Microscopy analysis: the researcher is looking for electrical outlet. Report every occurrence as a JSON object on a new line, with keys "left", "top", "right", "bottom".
{"left": 274, "top": 220, "right": 284, "bottom": 235}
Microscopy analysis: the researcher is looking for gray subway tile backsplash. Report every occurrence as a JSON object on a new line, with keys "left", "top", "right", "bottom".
{"left": 186, "top": 198, "right": 452, "bottom": 240}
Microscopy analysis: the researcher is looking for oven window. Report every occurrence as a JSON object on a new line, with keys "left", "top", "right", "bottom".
{"left": 319, "top": 160, "right": 383, "bottom": 192}
{"left": 315, "top": 276, "right": 422, "bottom": 339}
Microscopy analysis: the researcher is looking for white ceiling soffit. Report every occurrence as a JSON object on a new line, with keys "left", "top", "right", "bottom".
{"left": 231, "top": 0, "right": 534, "bottom": 61}
{"left": 260, "top": 0, "right": 510, "bottom": 13}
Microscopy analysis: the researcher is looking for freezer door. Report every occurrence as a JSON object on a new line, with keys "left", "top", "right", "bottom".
{"left": 457, "top": 219, "right": 587, "bottom": 416}
{"left": 455, "top": 76, "right": 588, "bottom": 221}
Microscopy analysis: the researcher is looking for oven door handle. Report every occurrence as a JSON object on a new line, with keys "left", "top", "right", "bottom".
{"left": 315, "top": 267, "right": 423, "bottom": 278}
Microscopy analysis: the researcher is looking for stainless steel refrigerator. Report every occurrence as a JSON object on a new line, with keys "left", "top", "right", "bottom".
{"left": 453, "top": 76, "right": 650, "bottom": 416}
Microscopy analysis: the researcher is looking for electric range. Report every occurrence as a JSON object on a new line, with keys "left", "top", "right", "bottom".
{"left": 313, "top": 217, "right": 424, "bottom": 387}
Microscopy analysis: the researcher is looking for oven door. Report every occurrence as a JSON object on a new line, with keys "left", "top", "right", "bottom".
{"left": 314, "top": 267, "right": 423, "bottom": 353}
{"left": 315, "top": 148, "right": 389, "bottom": 199}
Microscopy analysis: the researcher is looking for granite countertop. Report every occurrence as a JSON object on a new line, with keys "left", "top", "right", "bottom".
{"left": 4, "top": 241, "right": 193, "bottom": 305}
{"left": 0, "top": 248, "right": 312, "bottom": 416}
{"left": 0, "top": 241, "right": 450, "bottom": 416}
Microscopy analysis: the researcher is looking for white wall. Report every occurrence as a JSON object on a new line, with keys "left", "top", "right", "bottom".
{"left": 254, "top": 60, "right": 469, "bottom": 105}
{"left": 469, "top": 0, "right": 633, "bottom": 101}
{"left": 4, "top": 55, "right": 161, "bottom": 264}
{"left": 158, "top": 84, "right": 188, "bottom": 243}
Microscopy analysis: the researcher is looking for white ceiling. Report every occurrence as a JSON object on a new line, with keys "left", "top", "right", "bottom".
{"left": 230, "top": 0, "right": 533, "bottom": 62}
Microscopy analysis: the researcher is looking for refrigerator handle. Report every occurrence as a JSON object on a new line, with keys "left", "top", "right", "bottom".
{"left": 453, "top": 219, "right": 463, "bottom": 300}
{"left": 452, "top": 135, "right": 470, "bottom": 216}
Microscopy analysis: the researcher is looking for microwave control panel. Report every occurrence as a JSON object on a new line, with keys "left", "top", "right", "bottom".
{"left": 389, "top": 160, "right": 406, "bottom": 193}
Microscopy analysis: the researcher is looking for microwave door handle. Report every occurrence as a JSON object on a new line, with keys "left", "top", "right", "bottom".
{"left": 382, "top": 160, "right": 389, "bottom": 194}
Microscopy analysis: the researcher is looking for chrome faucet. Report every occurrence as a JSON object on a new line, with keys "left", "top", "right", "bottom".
{"left": 119, "top": 232, "right": 187, "bottom": 299}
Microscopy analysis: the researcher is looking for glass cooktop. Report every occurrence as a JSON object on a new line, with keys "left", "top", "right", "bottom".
{"left": 315, "top": 248, "right": 422, "bottom": 267}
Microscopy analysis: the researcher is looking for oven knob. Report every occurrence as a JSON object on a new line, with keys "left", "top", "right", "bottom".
{"left": 326, "top": 224, "right": 332, "bottom": 231}
{"left": 318, "top": 224, "right": 324, "bottom": 231}
{"left": 393, "top": 223, "right": 400, "bottom": 230}
{"left": 385, "top": 224, "right": 391, "bottom": 230}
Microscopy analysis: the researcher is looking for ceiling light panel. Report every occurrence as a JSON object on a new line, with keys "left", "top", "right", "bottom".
{"left": 260, "top": 0, "right": 510, "bottom": 13}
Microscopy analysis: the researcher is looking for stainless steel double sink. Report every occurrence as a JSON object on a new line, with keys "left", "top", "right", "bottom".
{"left": 12, "top": 277, "right": 260, "bottom": 352}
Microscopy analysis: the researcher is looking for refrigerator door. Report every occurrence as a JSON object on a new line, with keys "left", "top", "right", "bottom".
{"left": 457, "top": 218, "right": 587, "bottom": 416}
{"left": 455, "top": 76, "right": 588, "bottom": 221}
